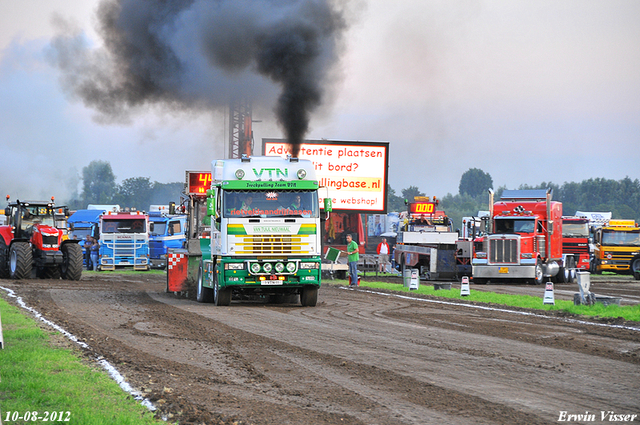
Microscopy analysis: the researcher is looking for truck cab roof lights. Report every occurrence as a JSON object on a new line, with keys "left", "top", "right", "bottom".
{"left": 241, "top": 154, "right": 251, "bottom": 163}
{"left": 297, "top": 169, "right": 306, "bottom": 179}
{"left": 235, "top": 169, "right": 245, "bottom": 179}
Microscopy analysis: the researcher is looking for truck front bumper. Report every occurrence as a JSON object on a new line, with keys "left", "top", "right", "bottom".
{"left": 472, "top": 264, "right": 536, "bottom": 279}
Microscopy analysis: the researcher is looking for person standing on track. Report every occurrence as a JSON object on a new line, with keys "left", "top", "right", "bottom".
{"left": 346, "top": 234, "right": 359, "bottom": 287}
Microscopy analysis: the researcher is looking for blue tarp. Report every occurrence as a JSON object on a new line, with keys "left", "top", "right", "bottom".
{"left": 67, "top": 209, "right": 102, "bottom": 227}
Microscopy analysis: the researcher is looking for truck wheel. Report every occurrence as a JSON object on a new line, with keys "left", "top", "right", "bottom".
{"left": 196, "top": 260, "right": 213, "bottom": 303}
{"left": 533, "top": 260, "right": 544, "bottom": 285}
{"left": 300, "top": 286, "right": 318, "bottom": 307}
{"left": 214, "top": 266, "right": 231, "bottom": 306}
{"left": 0, "top": 237, "right": 9, "bottom": 278}
{"left": 631, "top": 257, "right": 640, "bottom": 281}
{"left": 61, "top": 244, "right": 83, "bottom": 281}
{"left": 9, "top": 242, "right": 32, "bottom": 280}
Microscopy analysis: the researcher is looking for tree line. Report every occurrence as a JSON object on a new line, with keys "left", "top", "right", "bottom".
{"left": 67, "top": 160, "right": 183, "bottom": 211}
{"left": 388, "top": 168, "right": 640, "bottom": 232}
{"left": 11, "top": 160, "right": 637, "bottom": 225}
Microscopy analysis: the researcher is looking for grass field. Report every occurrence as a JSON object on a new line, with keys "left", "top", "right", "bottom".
{"left": 0, "top": 295, "right": 164, "bottom": 425}
{"left": 335, "top": 277, "right": 640, "bottom": 323}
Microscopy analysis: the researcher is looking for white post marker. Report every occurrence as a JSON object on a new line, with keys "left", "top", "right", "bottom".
{"left": 0, "top": 310, "right": 4, "bottom": 349}
{"left": 460, "top": 276, "right": 470, "bottom": 296}
{"left": 543, "top": 281, "right": 555, "bottom": 305}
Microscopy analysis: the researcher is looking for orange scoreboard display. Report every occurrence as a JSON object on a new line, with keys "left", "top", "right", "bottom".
{"left": 186, "top": 171, "right": 212, "bottom": 196}
{"left": 409, "top": 202, "right": 436, "bottom": 214}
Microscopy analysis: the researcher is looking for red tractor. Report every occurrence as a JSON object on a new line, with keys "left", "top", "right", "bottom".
{"left": 0, "top": 197, "right": 83, "bottom": 280}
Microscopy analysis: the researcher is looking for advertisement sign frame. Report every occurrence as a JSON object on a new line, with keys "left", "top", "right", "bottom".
{"left": 262, "top": 138, "right": 389, "bottom": 214}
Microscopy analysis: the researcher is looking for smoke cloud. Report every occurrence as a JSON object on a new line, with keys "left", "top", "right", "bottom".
{"left": 49, "top": 0, "right": 347, "bottom": 156}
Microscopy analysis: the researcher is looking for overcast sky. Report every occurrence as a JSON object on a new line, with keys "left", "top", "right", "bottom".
{"left": 1, "top": 0, "right": 639, "bottom": 204}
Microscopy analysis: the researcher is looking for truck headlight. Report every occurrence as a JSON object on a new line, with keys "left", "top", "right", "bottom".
{"left": 250, "top": 263, "right": 261, "bottom": 273}
{"left": 225, "top": 263, "right": 245, "bottom": 270}
{"left": 286, "top": 262, "right": 297, "bottom": 272}
{"left": 275, "top": 262, "right": 285, "bottom": 273}
{"left": 262, "top": 263, "right": 272, "bottom": 273}
{"left": 299, "top": 262, "right": 318, "bottom": 269}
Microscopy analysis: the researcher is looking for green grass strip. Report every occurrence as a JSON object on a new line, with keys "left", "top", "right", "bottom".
{"left": 0, "top": 296, "right": 163, "bottom": 425}
{"left": 335, "top": 278, "right": 640, "bottom": 323}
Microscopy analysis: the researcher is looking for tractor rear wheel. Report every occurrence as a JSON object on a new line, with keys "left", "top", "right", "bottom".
{"left": 0, "top": 237, "right": 9, "bottom": 278}
{"left": 9, "top": 242, "right": 32, "bottom": 280}
{"left": 61, "top": 244, "right": 83, "bottom": 280}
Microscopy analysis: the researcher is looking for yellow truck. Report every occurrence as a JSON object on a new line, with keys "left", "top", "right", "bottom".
{"left": 592, "top": 219, "right": 640, "bottom": 279}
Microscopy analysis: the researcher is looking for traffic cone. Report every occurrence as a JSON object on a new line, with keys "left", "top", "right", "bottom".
{"left": 543, "top": 281, "right": 555, "bottom": 305}
{"left": 460, "top": 276, "right": 470, "bottom": 296}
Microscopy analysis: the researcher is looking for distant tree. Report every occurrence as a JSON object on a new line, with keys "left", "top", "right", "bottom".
{"left": 401, "top": 186, "right": 425, "bottom": 203}
{"left": 81, "top": 160, "right": 116, "bottom": 206}
{"left": 459, "top": 168, "right": 493, "bottom": 198}
{"left": 387, "top": 184, "right": 405, "bottom": 212}
{"left": 150, "top": 182, "right": 184, "bottom": 206}
{"left": 115, "top": 177, "right": 153, "bottom": 211}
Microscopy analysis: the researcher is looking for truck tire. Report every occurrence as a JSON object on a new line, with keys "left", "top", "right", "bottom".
{"left": 0, "top": 237, "right": 9, "bottom": 278}
{"left": 196, "top": 260, "right": 213, "bottom": 303}
{"left": 300, "top": 286, "right": 318, "bottom": 307}
{"left": 533, "top": 260, "right": 544, "bottom": 285}
{"left": 9, "top": 242, "right": 32, "bottom": 280}
{"left": 214, "top": 266, "right": 231, "bottom": 306}
{"left": 631, "top": 256, "right": 640, "bottom": 281}
{"left": 61, "top": 244, "right": 83, "bottom": 281}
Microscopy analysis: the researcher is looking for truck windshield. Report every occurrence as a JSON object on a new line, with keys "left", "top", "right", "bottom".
{"left": 563, "top": 222, "right": 589, "bottom": 237}
{"left": 150, "top": 221, "right": 167, "bottom": 236}
{"left": 101, "top": 219, "right": 147, "bottom": 234}
{"left": 602, "top": 230, "right": 640, "bottom": 246}
{"left": 495, "top": 218, "right": 536, "bottom": 234}
{"left": 21, "top": 206, "right": 55, "bottom": 227}
{"left": 223, "top": 190, "right": 318, "bottom": 218}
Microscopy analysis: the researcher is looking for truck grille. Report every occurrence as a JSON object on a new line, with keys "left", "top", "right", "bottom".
{"left": 231, "top": 235, "right": 314, "bottom": 255}
{"left": 563, "top": 241, "right": 589, "bottom": 254}
{"left": 488, "top": 237, "right": 519, "bottom": 263}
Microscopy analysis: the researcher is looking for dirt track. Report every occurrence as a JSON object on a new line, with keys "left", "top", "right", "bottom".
{"left": 1, "top": 273, "right": 639, "bottom": 425}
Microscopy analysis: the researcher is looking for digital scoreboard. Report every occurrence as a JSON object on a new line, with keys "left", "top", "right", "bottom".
{"left": 409, "top": 202, "right": 437, "bottom": 214}
{"left": 186, "top": 171, "right": 212, "bottom": 196}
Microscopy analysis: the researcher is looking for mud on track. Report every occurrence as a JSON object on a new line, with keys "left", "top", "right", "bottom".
{"left": 2, "top": 273, "right": 639, "bottom": 425}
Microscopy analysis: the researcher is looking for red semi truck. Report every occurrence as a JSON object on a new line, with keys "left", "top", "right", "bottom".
{"left": 472, "top": 189, "right": 564, "bottom": 284}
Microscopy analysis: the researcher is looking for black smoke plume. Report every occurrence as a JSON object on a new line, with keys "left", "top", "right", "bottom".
{"left": 49, "top": 0, "right": 347, "bottom": 156}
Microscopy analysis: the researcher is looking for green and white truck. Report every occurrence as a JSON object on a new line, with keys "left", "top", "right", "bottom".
{"left": 197, "top": 155, "right": 331, "bottom": 306}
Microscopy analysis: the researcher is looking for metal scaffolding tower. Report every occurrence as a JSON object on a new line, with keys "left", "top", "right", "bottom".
{"left": 228, "top": 97, "right": 253, "bottom": 159}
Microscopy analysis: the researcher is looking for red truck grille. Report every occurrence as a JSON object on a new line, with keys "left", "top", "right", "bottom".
{"left": 489, "top": 237, "right": 518, "bottom": 263}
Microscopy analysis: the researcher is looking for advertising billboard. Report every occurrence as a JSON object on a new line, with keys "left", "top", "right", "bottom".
{"left": 262, "top": 139, "right": 389, "bottom": 213}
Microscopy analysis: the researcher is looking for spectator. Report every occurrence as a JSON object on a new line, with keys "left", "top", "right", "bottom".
{"left": 377, "top": 238, "right": 390, "bottom": 272}
{"left": 84, "top": 236, "right": 94, "bottom": 270}
{"left": 91, "top": 238, "right": 100, "bottom": 271}
{"left": 346, "top": 234, "right": 359, "bottom": 287}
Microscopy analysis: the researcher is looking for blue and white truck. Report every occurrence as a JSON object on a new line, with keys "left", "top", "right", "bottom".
{"left": 197, "top": 155, "right": 331, "bottom": 306}
{"left": 149, "top": 208, "right": 187, "bottom": 269}
{"left": 98, "top": 210, "right": 150, "bottom": 271}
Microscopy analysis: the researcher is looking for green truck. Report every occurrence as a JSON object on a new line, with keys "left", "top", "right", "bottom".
{"left": 197, "top": 155, "right": 331, "bottom": 306}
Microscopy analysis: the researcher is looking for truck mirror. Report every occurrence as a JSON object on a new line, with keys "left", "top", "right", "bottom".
{"left": 149, "top": 222, "right": 154, "bottom": 232}
{"left": 206, "top": 194, "right": 216, "bottom": 217}
{"left": 4, "top": 207, "right": 11, "bottom": 216}
{"left": 169, "top": 202, "right": 175, "bottom": 215}
{"left": 323, "top": 198, "right": 332, "bottom": 213}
